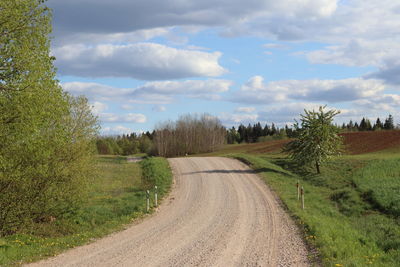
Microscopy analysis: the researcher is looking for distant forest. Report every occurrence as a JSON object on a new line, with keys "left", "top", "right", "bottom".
{"left": 96, "top": 114, "right": 397, "bottom": 154}
{"left": 226, "top": 114, "right": 396, "bottom": 144}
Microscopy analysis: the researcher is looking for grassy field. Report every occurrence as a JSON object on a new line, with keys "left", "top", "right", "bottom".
{"left": 211, "top": 148, "right": 399, "bottom": 266}
{"left": 0, "top": 156, "right": 172, "bottom": 266}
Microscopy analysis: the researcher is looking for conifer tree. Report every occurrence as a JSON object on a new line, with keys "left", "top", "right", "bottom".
{"left": 384, "top": 115, "right": 394, "bottom": 130}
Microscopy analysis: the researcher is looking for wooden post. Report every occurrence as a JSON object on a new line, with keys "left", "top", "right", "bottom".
{"left": 296, "top": 180, "right": 300, "bottom": 201}
{"left": 301, "top": 186, "right": 305, "bottom": 210}
{"left": 154, "top": 186, "right": 158, "bottom": 207}
{"left": 146, "top": 190, "right": 150, "bottom": 213}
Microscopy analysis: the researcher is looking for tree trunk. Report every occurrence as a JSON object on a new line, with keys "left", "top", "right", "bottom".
{"left": 315, "top": 161, "right": 320, "bottom": 174}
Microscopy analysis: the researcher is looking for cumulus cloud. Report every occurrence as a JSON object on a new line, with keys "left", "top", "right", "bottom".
{"left": 366, "top": 58, "right": 400, "bottom": 86}
{"left": 48, "top": 0, "right": 337, "bottom": 37}
{"left": 53, "top": 43, "right": 226, "bottom": 80}
{"left": 231, "top": 75, "right": 385, "bottom": 104}
{"left": 152, "top": 105, "right": 166, "bottom": 112}
{"left": 219, "top": 112, "right": 258, "bottom": 125}
{"left": 100, "top": 113, "right": 147, "bottom": 123}
{"left": 91, "top": 101, "right": 108, "bottom": 115}
{"left": 62, "top": 79, "right": 232, "bottom": 105}
{"left": 49, "top": 0, "right": 400, "bottom": 75}
{"left": 257, "top": 102, "right": 330, "bottom": 124}
{"left": 235, "top": 107, "right": 256, "bottom": 113}
{"left": 263, "top": 43, "right": 289, "bottom": 49}
{"left": 101, "top": 125, "right": 135, "bottom": 135}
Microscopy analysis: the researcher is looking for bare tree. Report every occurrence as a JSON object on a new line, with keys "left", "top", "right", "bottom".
{"left": 154, "top": 114, "right": 226, "bottom": 157}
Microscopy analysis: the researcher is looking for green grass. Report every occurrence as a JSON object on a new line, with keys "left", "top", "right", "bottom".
{"left": 0, "top": 156, "right": 172, "bottom": 266}
{"left": 353, "top": 159, "right": 400, "bottom": 217}
{"left": 227, "top": 153, "right": 400, "bottom": 267}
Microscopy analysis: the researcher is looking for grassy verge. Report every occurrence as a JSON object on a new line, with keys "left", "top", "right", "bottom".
{"left": 0, "top": 156, "right": 172, "bottom": 266}
{"left": 229, "top": 153, "right": 400, "bottom": 267}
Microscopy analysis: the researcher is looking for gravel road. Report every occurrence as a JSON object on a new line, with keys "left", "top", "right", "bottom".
{"left": 28, "top": 157, "right": 309, "bottom": 267}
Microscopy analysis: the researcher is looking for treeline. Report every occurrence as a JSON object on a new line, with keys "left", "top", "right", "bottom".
{"left": 340, "top": 115, "right": 395, "bottom": 131}
{"left": 226, "top": 114, "right": 397, "bottom": 144}
{"left": 226, "top": 123, "right": 296, "bottom": 144}
{"left": 1, "top": 1, "right": 98, "bottom": 235}
{"left": 154, "top": 114, "right": 226, "bottom": 157}
{"left": 96, "top": 132, "right": 154, "bottom": 155}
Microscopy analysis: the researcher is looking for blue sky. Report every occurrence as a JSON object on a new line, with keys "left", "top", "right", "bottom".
{"left": 48, "top": 0, "right": 400, "bottom": 134}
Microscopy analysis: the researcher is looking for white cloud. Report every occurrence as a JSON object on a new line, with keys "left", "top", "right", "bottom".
{"left": 231, "top": 76, "right": 385, "bottom": 104}
{"left": 101, "top": 125, "right": 134, "bottom": 135}
{"left": 54, "top": 43, "right": 226, "bottom": 80}
{"left": 235, "top": 107, "right": 256, "bottom": 113}
{"left": 52, "top": 28, "right": 170, "bottom": 47}
{"left": 121, "top": 104, "right": 135, "bottom": 110}
{"left": 257, "top": 102, "right": 329, "bottom": 124}
{"left": 263, "top": 43, "right": 289, "bottom": 49}
{"left": 50, "top": 0, "right": 400, "bottom": 77}
{"left": 91, "top": 101, "right": 108, "bottom": 115}
{"left": 152, "top": 105, "right": 166, "bottom": 112}
{"left": 100, "top": 113, "right": 147, "bottom": 123}
{"left": 62, "top": 79, "right": 232, "bottom": 105}
{"left": 49, "top": 0, "right": 338, "bottom": 38}
{"left": 219, "top": 112, "right": 258, "bottom": 125}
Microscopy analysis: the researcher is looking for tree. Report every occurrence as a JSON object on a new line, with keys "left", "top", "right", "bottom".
{"left": 374, "top": 118, "right": 383, "bottom": 130}
{"left": 284, "top": 106, "right": 343, "bottom": 174}
{"left": 153, "top": 114, "right": 226, "bottom": 157}
{"left": 0, "top": 1, "right": 98, "bottom": 235}
{"left": 384, "top": 115, "right": 394, "bottom": 130}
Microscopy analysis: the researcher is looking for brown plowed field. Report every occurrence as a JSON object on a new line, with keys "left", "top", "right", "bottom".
{"left": 341, "top": 130, "right": 400, "bottom": 154}
{"left": 221, "top": 130, "right": 400, "bottom": 155}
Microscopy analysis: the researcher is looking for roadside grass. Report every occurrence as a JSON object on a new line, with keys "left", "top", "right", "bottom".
{"left": 0, "top": 156, "right": 172, "bottom": 266}
{"left": 353, "top": 158, "right": 400, "bottom": 217}
{"left": 228, "top": 153, "right": 400, "bottom": 267}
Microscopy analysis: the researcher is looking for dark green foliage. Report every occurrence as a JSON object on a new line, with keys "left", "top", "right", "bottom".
{"left": 342, "top": 115, "right": 396, "bottom": 132}
{"left": 95, "top": 133, "right": 154, "bottom": 156}
{"left": 226, "top": 122, "right": 293, "bottom": 144}
{"left": 384, "top": 115, "right": 395, "bottom": 130}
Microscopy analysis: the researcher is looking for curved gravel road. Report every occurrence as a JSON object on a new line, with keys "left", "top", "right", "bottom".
{"left": 28, "top": 157, "right": 309, "bottom": 267}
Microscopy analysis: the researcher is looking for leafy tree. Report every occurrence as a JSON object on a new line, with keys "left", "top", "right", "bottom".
{"left": 284, "top": 106, "right": 343, "bottom": 174}
{"left": 0, "top": 0, "right": 98, "bottom": 235}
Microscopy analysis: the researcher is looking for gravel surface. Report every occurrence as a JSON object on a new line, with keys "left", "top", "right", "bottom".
{"left": 28, "top": 157, "right": 310, "bottom": 267}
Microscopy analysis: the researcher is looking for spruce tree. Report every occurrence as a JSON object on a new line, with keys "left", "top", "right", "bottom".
{"left": 384, "top": 115, "right": 394, "bottom": 130}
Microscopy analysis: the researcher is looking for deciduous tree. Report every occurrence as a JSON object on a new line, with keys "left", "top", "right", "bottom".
{"left": 284, "top": 106, "right": 343, "bottom": 174}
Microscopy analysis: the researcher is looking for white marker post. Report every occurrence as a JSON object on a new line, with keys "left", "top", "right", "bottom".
{"left": 154, "top": 186, "right": 158, "bottom": 207}
{"left": 146, "top": 190, "right": 150, "bottom": 213}
{"left": 301, "top": 186, "right": 305, "bottom": 210}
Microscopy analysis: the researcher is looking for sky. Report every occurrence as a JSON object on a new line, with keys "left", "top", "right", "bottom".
{"left": 47, "top": 0, "right": 400, "bottom": 135}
